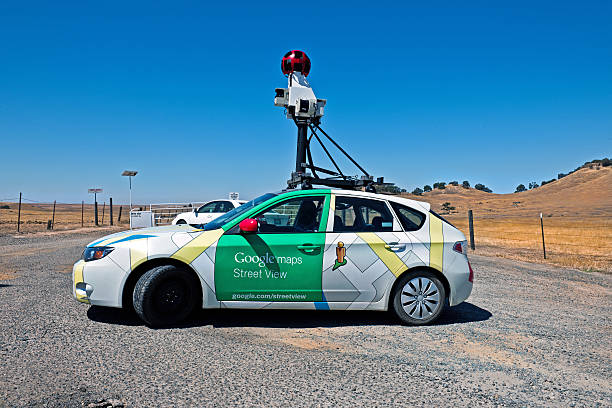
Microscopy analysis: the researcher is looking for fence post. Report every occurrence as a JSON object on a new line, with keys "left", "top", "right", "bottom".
{"left": 51, "top": 200, "right": 56, "bottom": 230}
{"left": 540, "top": 212, "right": 546, "bottom": 259}
{"left": 17, "top": 192, "right": 22, "bottom": 232}
{"left": 101, "top": 202, "right": 106, "bottom": 225}
{"left": 81, "top": 201, "right": 84, "bottom": 227}
{"left": 94, "top": 200, "right": 99, "bottom": 226}
{"left": 468, "top": 209, "right": 475, "bottom": 250}
{"left": 110, "top": 197, "right": 114, "bottom": 226}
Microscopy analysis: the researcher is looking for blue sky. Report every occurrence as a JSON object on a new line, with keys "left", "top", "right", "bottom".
{"left": 1, "top": 1, "right": 610, "bottom": 204}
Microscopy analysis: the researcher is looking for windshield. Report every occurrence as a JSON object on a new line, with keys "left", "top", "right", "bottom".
{"left": 200, "top": 192, "right": 277, "bottom": 231}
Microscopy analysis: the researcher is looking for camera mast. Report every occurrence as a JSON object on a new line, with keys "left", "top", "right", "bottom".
{"left": 274, "top": 50, "right": 386, "bottom": 192}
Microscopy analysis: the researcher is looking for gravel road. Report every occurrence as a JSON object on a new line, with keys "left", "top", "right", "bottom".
{"left": 0, "top": 230, "right": 610, "bottom": 407}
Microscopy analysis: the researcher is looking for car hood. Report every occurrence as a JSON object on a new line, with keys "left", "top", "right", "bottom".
{"left": 86, "top": 225, "right": 201, "bottom": 247}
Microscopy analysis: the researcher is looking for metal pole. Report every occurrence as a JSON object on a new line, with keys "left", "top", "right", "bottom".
{"left": 81, "top": 201, "right": 84, "bottom": 227}
{"left": 17, "top": 192, "right": 22, "bottom": 232}
{"left": 129, "top": 176, "right": 133, "bottom": 212}
{"left": 94, "top": 192, "right": 99, "bottom": 226}
{"left": 118, "top": 206, "right": 122, "bottom": 222}
{"left": 468, "top": 210, "right": 475, "bottom": 250}
{"left": 295, "top": 123, "right": 308, "bottom": 174}
{"left": 110, "top": 197, "right": 114, "bottom": 226}
{"left": 51, "top": 200, "right": 56, "bottom": 230}
{"left": 540, "top": 213, "right": 546, "bottom": 259}
{"left": 101, "top": 202, "right": 105, "bottom": 225}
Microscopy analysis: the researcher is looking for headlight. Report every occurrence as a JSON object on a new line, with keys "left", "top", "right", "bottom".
{"left": 83, "top": 246, "right": 114, "bottom": 262}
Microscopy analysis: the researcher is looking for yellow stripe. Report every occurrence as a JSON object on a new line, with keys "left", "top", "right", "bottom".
{"left": 73, "top": 261, "right": 89, "bottom": 303}
{"left": 356, "top": 232, "right": 407, "bottom": 277}
{"left": 429, "top": 215, "right": 444, "bottom": 271}
{"left": 171, "top": 229, "right": 224, "bottom": 264}
{"left": 129, "top": 238, "right": 149, "bottom": 271}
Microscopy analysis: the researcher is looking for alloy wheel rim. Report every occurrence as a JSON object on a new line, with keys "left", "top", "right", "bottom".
{"left": 400, "top": 277, "right": 441, "bottom": 320}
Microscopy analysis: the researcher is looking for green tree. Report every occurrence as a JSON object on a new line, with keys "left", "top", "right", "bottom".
{"left": 515, "top": 184, "right": 527, "bottom": 193}
{"left": 411, "top": 187, "right": 423, "bottom": 196}
{"left": 462, "top": 180, "right": 470, "bottom": 188}
{"left": 441, "top": 202, "right": 455, "bottom": 212}
{"left": 423, "top": 185, "right": 432, "bottom": 192}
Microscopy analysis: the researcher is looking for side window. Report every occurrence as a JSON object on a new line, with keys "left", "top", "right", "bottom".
{"left": 390, "top": 202, "right": 426, "bottom": 231}
{"left": 333, "top": 197, "right": 394, "bottom": 232}
{"left": 254, "top": 196, "right": 325, "bottom": 233}
{"left": 219, "top": 201, "right": 234, "bottom": 213}
{"left": 198, "top": 202, "right": 219, "bottom": 213}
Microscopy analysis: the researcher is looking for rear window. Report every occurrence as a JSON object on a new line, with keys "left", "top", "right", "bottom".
{"left": 390, "top": 202, "right": 426, "bottom": 231}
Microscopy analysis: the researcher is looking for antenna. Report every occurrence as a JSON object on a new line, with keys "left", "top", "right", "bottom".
{"left": 274, "top": 50, "right": 386, "bottom": 192}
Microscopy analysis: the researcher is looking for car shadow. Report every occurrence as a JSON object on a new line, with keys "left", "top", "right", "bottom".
{"left": 87, "top": 302, "right": 491, "bottom": 329}
{"left": 0, "top": 284, "right": 12, "bottom": 288}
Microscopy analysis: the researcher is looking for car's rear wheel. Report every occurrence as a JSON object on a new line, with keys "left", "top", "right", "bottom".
{"left": 133, "top": 265, "right": 200, "bottom": 327}
{"left": 392, "top": 270, "right": 446, "bottom": 325}
{"left": 176, "top": 219, "right": 187, "bottom": 225}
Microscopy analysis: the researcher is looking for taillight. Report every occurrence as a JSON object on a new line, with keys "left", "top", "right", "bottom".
{"left": 453, "top": 241, "right": 466, "bottom": 254}
{"left": 468, "top": 261, "right": 474, "bottom": 283}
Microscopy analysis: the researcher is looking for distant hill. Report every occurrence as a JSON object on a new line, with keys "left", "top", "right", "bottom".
{"left": 401, "top": 166, "right": 612, "bottom": 218}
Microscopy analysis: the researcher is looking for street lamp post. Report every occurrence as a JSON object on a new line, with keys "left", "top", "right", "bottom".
{"left": 121, "top": 170, "right": 138, "bottom": 212}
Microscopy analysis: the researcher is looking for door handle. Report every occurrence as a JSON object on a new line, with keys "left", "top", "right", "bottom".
{"left": 384, "top": 242, "right": 405, "bottom": 251}
{"left": 297, "top": 244, "right": 319, "bottom": 251}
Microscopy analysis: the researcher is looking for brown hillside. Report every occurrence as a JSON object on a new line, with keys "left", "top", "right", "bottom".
{"left": 403, "top": 166, "right": 612, "bottom": 219}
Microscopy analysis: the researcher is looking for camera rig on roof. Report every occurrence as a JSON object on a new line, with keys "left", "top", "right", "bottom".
{"left": 275, "top": 50, "right": 388, "bottom": 192}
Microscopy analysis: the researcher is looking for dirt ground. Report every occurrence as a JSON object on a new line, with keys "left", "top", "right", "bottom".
{"left": 0, "top": 230, "right": 610, "bottom": 407}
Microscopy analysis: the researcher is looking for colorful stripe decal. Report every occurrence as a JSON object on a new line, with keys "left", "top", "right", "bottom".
{"left": 429, "top": 215, "right": 444, "bottom": 271}
{"left": 105, "top": 234, "right": 155, "bottom": 246}
{"left": 129, "top": 238, "right": 149, "bottom": 271}
{"left": 171, "top": 229, "right": 224, "bottom": 264}
{"left": 356, "top": 232, "right": 407, "bottom": 277}
{"left": 73, "top": 261, "right": 89, "bottom": 304}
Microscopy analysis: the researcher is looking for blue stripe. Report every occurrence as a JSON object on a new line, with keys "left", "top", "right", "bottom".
{"left": 314, "top": 291, "right": 330, "bottom": 310}
{"left": 89, "top": 234, "right": 155, "bottom": 247}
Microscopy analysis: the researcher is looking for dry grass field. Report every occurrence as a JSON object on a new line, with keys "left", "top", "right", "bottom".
{"left": 401, "top": 165, "right": 612, "bottom": 272}
{"left": 1, "top": 165, "right": 610, "bottom": 272}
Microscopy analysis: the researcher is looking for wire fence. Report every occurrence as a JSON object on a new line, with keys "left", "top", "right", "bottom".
{"left": 0, "top": 195, "right": 130, "bottom": 233}
{"left": 447, "top": 211, "right": 612, "bottom": 272}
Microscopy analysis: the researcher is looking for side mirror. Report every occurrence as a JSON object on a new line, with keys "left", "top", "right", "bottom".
{"left": 239, "top": 218, "right": 258, "bottom": 233}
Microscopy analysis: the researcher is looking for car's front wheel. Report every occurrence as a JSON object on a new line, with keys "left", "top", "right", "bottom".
{"left": 392, "top": 270, "right": 446, "bottom": 325}
{"left": 133, "top": 265, "right": 200, "bottom": 327}
{"left": 175, "top": 219, "right": 187, "bottom": 225}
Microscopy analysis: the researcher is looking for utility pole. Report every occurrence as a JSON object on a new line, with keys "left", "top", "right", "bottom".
{"left": 17, "top": 192, "right": 22, "bottom": 232}
{"left": 88, "top": 188, "right": 103, "bottom": 227}
{"left": 540, "top": 213, "right": 546, "bottom": 259}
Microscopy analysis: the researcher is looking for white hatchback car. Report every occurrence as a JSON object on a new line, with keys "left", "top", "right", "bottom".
{"left": 172, "top": 199, "right": 246, "bottom": 226}
{"left": 73, "top": 189, "right": 474, "bottom": 327}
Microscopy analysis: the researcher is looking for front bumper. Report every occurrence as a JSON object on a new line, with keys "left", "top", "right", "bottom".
{"left": 72, "top": 253, "right": 128, "bottom": 308}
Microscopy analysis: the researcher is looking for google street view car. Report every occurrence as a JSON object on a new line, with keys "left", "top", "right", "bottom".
{"left": 73, "top": 189, "right": 473, "bottom": 326}
{"left": 72, "top": 50, "right": 473, "bottom": 326}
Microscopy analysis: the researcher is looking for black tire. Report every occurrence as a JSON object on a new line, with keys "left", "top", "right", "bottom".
{"left": 176, "top": 219, "right": 187, "bottom": 225}
{"left": 391, "top": 270, "right": 446, "bottom": 325}
{"left": 133, "top": 265, "right": 201, "bottom": 327}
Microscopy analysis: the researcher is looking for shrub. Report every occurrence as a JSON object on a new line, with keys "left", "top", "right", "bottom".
{"left": 474, "top": 183, "right": 492, "bottom": 193}
{"left": 529, "top": 182, "right": 539, "bottom": 189}
{"left": 541, "top": 178, "right": 556, "bottom": 186}
{"left": 449, "top": 181, "right": 459, "bottom": 186}
{"left": 433, "top": 182, "right": 446, "bottom": 190}
{"left": 441, "top": 202, "right": 455, "bottom": 212}
{"left": 0, "top": 205, "right": 9, "bottom": 209}
{"left": 557, "top": 172, "right": 566, "bottom": 179}
{"left": 462, "top": 180, "right": 470, "bottom": 188}
{"left": 423, "top": 185, "right": 432, "bottom": 192}
{"left": 411, "top": 187, "right": 423, "bottom": 196}
{"left": 515, "top": 184, "right": 527, "bottom": 193}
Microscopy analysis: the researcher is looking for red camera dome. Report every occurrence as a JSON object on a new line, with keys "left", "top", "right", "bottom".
{"left": 281, "top": 50, "right": 311, "bottom": 77}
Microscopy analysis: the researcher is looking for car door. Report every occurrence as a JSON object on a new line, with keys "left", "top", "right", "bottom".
{"left": 214, "top": 194, "right": 329, "bottom": 303}
{"left": 322, "top": 195, "right": 411, "bottom": 308}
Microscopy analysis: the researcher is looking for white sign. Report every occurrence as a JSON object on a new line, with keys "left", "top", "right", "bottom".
{"left": 130, "top": 210, "right": 154, "bottom": 229}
